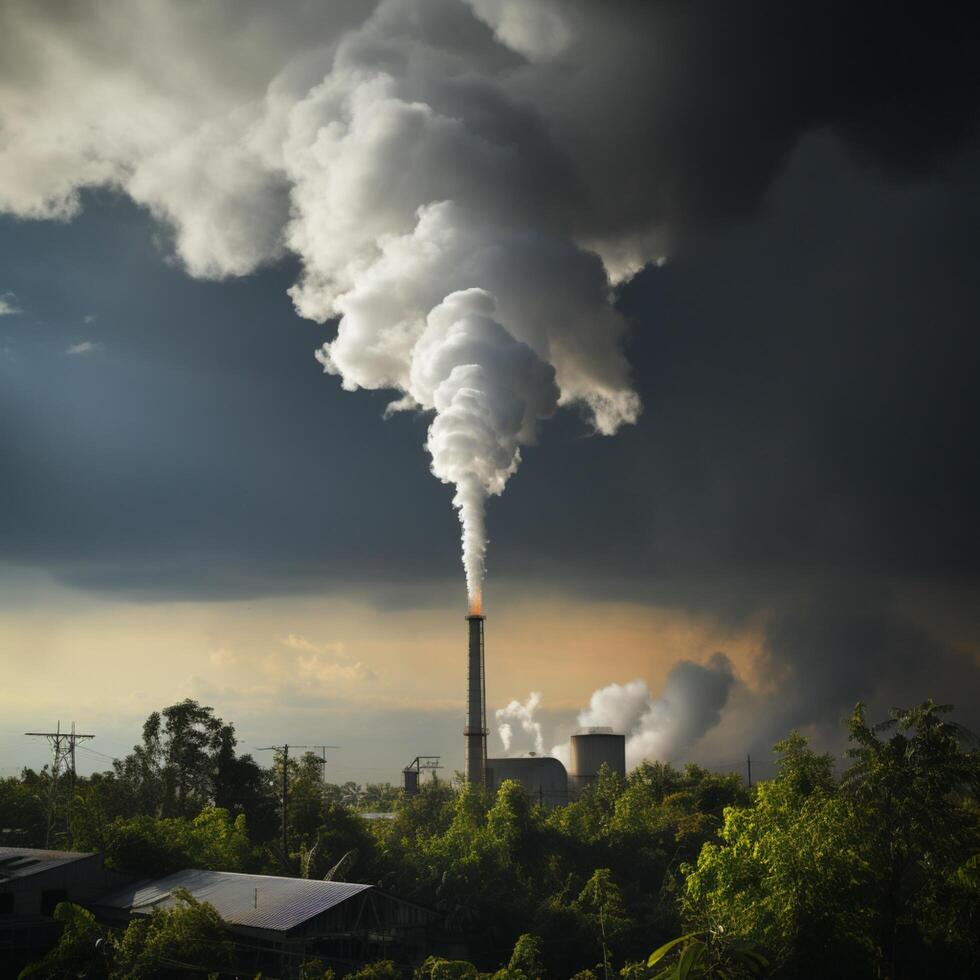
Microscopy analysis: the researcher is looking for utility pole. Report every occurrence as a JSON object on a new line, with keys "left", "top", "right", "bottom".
{"left": 257, "top": 742, "right": 342, "bottom": 865}
{"left": 25, "top": 722, "right": 95, "bottom": 846}
{"left": 257, "top": 744, "right": 305, "bottom": 863}
{"left": 746, "top": 753, "right": 753, "bottom": 788}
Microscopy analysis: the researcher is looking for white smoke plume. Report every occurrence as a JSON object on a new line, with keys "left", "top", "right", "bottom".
{"left": 495, "top": 691, "right": 545, "bottom": 755}
{"left": 552, "top": 654, "right": 735, "bottom": 770}
{"left": 0, "top": 0, "right": 662, "bottom": 607}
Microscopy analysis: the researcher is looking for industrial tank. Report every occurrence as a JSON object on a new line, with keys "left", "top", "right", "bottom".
{"left": 568, "top": 728, "right": 626, "bottom": 795}
{"left": 486, "top": 756, "right": 568, "bottom": 808}
{"left": 402, "top": 767, "right": 419, "bottom": 798}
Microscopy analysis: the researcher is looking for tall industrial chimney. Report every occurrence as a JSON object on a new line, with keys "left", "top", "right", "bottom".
{"left": 464, "top": 613, "right": 487, "bottom": 785}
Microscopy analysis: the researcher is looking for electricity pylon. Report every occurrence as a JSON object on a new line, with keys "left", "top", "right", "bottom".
{"left": 25, "top": 721, "right": 95, "bottom": 846}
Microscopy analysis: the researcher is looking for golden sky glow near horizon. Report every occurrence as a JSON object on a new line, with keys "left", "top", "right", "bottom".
{"left": 0, "top": 572, "right": 769, "bottom": 780}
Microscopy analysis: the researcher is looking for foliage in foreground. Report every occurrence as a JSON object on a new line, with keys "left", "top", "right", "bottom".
{"left": 19, "top": 891, "right": 234, "bottom": 980}
{"left": 8, "top": 698, "right": 980, "bottom": 980}
{"left": 683, "top": 702, "right": 980, "bottom": 979}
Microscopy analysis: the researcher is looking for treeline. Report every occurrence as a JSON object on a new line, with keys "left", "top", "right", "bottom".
{"left": 0, "top": 699, "right": 400, "bottom": 877}
{"left": 5, "top": 700, "right": 980, "bottom": 979}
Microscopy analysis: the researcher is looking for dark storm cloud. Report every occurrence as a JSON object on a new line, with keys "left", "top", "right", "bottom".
{"left": 1, "top": 0, "right": 979, "bottom": 749}
{"left": 491, "top": 132, "right": 980, "bottom": 744}
{"left": 2, "top": 138, "right": 979, "bottom": 616}
{"left": 759, "top": 593, "right": 980, "bottom": 739}
{"left": 453, "top": 0, "right": 980, "bottom": 274}
{"left": 1, "top": 0, "right": 978, "bottom": 605}
{"left": 691, "top": 585, "right": 980, "bottom": 777}
{"left": 492, "top": 134, "right": 980, "bottom": 593}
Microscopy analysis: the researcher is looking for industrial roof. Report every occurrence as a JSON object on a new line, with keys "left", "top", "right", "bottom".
{"left": 0, "top": 847, "right": 96, "bottom": 881}
{"left": 95, "top": 869, "right": 373, "bottom": 933}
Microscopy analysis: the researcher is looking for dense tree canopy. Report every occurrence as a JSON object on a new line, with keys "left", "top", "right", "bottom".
{"left": 683, "top": 702, "right": 980, "bottom": 979}
{"left": 6, "top": 698, "right": 979, "bottom": 979}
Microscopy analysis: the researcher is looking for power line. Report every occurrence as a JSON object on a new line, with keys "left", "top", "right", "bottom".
{"left": 76, "top": 744, "right": 119, "bottom": 763}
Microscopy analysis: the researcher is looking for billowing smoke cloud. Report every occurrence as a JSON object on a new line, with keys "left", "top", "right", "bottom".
{"left": 553, "top": 654, "right": 735, "bottom": 769}
{"left": 495, "top": 691, "right": 544, "bottom": 756}
{"left": 322, "top": 281, "right": 561, "bottom": 607}
{"left": 686, "top": 594, "right": 980, "bottom": 778}
{"left": 1, "top": 0, "right": 978, "bottom": 605}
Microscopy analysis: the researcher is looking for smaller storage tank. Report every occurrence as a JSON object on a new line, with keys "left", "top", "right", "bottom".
{"left": 402, "top": 767, "right": 419, "bottom": 798}
{"left": 486, "top": 756, "right": 568, "bottom": 808}
{"left": 568, "top": 728, "right": 626, "bottom": 795}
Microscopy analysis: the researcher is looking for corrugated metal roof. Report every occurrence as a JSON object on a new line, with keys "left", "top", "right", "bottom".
{"left": 0, "top": 847, "right": 95, "bottom": 881}
{"left": 95, "top": 869, "right": 373, "bottom": 933}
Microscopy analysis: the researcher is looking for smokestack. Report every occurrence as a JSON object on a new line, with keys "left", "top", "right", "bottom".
{"left": 464, "top": 613, "right": 487, "bottom": 785}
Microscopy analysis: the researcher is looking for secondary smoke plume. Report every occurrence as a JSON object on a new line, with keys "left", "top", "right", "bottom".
{"left": 496, "top": 691, "right": 545, "bottom": 755}
{"left": 553, "top": 654, "right": 735, "bottom": 769}
{"left": 2, "top": 0, "right": 977, "bottom": 604}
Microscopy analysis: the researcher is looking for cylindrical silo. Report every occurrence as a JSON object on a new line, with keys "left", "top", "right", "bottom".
{"left": 403, "top": 766, "right": 419, "bottom": 798}
{"left": 568, "top": 728, "right": 625, "bottom": 795}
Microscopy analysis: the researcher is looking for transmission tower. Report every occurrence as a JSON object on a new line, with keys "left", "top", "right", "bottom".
{"left": 309, "top": 744, "right": 341, "bottom": 784}
{"left": 25, "top": 721, "right": 95, "bottom": 847}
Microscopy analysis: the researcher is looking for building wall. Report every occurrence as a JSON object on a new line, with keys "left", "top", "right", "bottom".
{"left": 0, "top": 853, "right": 107, "bottom": 916}
{"left": 486, "top": 757, "right": 568, "bottom": 807}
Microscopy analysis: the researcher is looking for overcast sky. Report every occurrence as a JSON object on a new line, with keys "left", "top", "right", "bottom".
{"left": 2, "top": 0, "right": 978, "bottom": 783}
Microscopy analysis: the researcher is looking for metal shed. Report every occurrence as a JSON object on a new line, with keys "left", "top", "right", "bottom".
{"left": 94, "top": 868, "right": 438, "bottom": 974}
{"left": 0, "top": 847, "right": 107, "bottom": 916}
{"left": 0, "top": 847, "right": 113, "bottom": 968}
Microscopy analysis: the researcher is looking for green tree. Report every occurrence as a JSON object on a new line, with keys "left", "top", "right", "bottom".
{"left": 349, "top": 961, "right": 401, "bottom": 979}
{"left": 575, "top": 869, "right": 631, "bottom": 980}
{"left": 840, "top": 701, "right": 980, "bottom": 977}
{"left": 644, "top": 932, "right": 768, "bottom": 979}
{"left": 683, "top": 706, "right": 980, "bottom": 979}
{"left": 112, "top": 700, "right": 228, "bottom": 818}
{"left": 111, "top": 889, "right": 234, "bottom": 978}
{"left": 0, "top": 770, "right": 48, "bottom": 848}
{"left": 682, "top": 732, "right": 868, "bottom": 977}
{"left": 501, "top": 932, "right": 546, "bottom": 979}
{"left": 18, "top": 902, "right": 108, "bottom": 979}
{"left": 288, "top": 751, "right": 328, "bottom": 845}
{"left": 156, "top": 700, "right": 224, "bottom": 816}
{"left": 360, "top": 782, "right": 402, "bottom": 812}
{"left": 212, "top": 723, "right": 274, "bottom": 832}
{"left": 299, "top": 957, "right": 337, "bottom": 979}
{"left": 99, "top": 807, "right": 254, "bottom": 877}
{"left": 414, "top": 957, "right": 479, "bottom": 980}
{"left": 19, "top": 893, "right": 233, "bottom": 980}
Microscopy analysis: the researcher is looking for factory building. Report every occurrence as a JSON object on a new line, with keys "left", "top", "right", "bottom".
{"left": 453, "top": 613, "right": 625, "bottom": 806}
{"left": 0, "top": 847, "right": 121, "bottom": 971}
{"left": 484, "top": 731, "right": 626, "bottom": 806}
{"left": 485, "top": 756, "right": 568, "bottom": 807}
{"left": 0, "top": 846, "right": 109, "bottom": 917}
